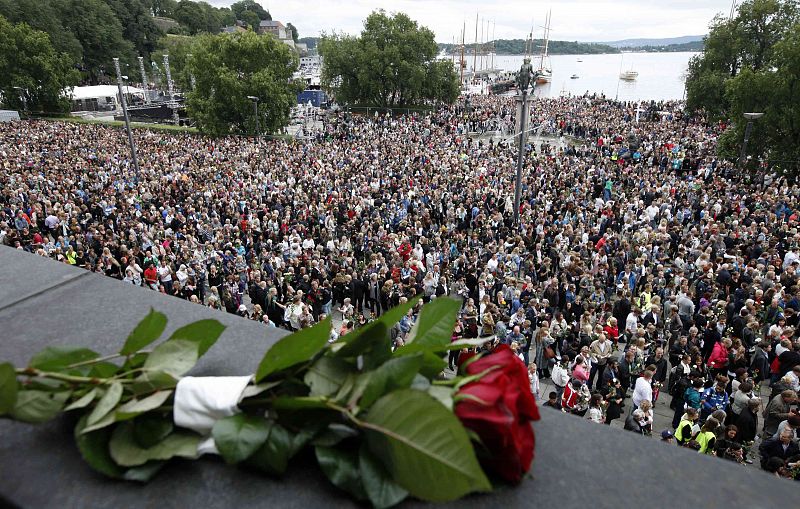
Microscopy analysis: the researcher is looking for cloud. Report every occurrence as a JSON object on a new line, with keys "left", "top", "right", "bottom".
{"left": 205, "top": 0, "right": 733, "bottom": 42}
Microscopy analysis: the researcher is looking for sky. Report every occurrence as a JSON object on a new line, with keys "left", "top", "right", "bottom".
{"left": 208, "top": 0, "right": 736, "bottom": 42}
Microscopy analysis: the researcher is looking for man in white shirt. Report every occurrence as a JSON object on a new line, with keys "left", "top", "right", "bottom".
{"left": 632, "top": 369, "right": 654, "bottom": 409}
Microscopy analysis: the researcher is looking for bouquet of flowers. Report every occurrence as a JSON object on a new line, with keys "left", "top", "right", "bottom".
{"left": 0, "top": 297, "right": 539, "bottom": 507}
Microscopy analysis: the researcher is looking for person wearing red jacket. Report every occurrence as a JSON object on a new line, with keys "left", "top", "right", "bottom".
{"left": 603, "top": 317, "right": 620, "bottom": 350}
{"left": 708, "top": 338, "right": 732, "bottom": 378}
{"left": 397, "top": 238, "right": 412, "bottom": 262}
{"left": 561, "top": 380, "right": 582, "bottom": 414}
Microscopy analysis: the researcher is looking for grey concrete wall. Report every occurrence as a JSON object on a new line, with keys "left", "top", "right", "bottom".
{"left": 0, "top": 246, "right": 793, "bottom": 508}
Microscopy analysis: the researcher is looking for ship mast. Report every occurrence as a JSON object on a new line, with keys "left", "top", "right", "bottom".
{"left": 473, "top": 12, "right": 478, "bottom": 73}
{"left": 460, "top": 21, "right": 465, "bottom": 84}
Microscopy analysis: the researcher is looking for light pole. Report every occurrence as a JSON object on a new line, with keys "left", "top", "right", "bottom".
{"left": 247, "top": 96, "right": 260, "bottom": 137}
{"left": 513, "top": 57, "right": 534, "bottom": 226}
{"left": 738, "top": 112, "right": 764, "bottom": 167}
{"left": 113, "top": 57, "right": 141, "bottom": 184}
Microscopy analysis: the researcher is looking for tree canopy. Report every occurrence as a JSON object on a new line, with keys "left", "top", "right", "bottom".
{"left": 685, "top": 0, "right": 800, "bottom": 173}
{"left": 0, "top": 16, "right": 79, "bottom": 113}
{"left": 184, "top": 31, "right": 301, "bottom": 136}
{"left": 320, "top": 10, "right": 459, "bottom": 108}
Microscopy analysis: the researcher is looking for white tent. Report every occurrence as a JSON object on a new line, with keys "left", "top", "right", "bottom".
{"left": 67, "top": 85, "right": 145, "bottom": 101}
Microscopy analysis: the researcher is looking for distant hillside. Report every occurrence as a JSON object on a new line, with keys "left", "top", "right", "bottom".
{"left": 439, "top": 38, "right": 618, "bottom": 56}
{"left": 621, "top": 40, "right": 704, "bottom": 52}
{"left": 601, "top": 35, "right": 705, "bottom": 48}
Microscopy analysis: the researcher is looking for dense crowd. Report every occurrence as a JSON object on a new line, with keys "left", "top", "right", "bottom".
{"left": 1, "top": 93, "right": 799, "bottom": 478}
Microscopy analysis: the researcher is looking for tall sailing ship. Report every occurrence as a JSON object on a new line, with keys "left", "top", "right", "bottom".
{"left": 535, "top": 10, "right": 552, "bottom": 85}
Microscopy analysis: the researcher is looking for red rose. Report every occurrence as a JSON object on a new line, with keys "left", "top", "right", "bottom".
{"left": 454, "top": 345, "right": 540, "bottom": 483}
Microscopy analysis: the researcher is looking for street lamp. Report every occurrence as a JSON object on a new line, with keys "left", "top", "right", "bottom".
{"left": 738, "top": 112, "right": 764, "bottom": 167}
{"left": 113, "top": 58, "right": 141, "bottom": 185}
{"left": 247, "top": 96, "right": 260, "bottom": 137}
{"left": 513, "top": 57, "right": 535, "bottom": 226}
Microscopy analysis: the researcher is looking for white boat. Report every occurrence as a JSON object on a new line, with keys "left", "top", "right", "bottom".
{"left": 576, "top": 58, "right": 583, "bottom": 62}
{"left": 570, "top": 74, "right": 579, "bottom": 79}
{"left": 619, "top": 70, "right": 638, "bottom": 80}
{"left": 535, "top": 10, "right": 552, "bottom": 84}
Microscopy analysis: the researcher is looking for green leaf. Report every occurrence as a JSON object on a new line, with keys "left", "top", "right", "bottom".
{"left": 358, "top": 353, "right": 424, "bottom": 409}
{"left": 120, "top": 309, "right": 168, "bottom": 355}
{"left": 312, "top": 423, "right": 359, "bottom": 448}
{"left": 240, "top": 380, "right": 282, "bottom": 399}
{"left": 445, "top": 337, "right": 494, "bottom": 351}
{"left": 116, "top": 390, "right": 173, "bottom": 420}
{"left": 74, "top": 415, "right": 124, "bottom": 479}
{"left": 122, "top": 461, "right": 166, "bottom": 482}
{"left": 65, "top": 388, "right": 98, "bottom": 412}
{"left": 360, "top": 444, "right": 409, "bottom": 509}
{"left": 335, "top": 297, "right": 420, "bottom": 358}
{"left": 271, "top": 396, "right": 329, "bottom": 410}
{"left": 89, "top": 362, "right": 121, "bottom": 379}
{"left": 122, "top": 352, "right": 149, "bottom": 372}
{"left": 0, "top": 362, "right": 18, "bottom": 415}
{"left": 133, "top": 414, "right": 174, "bottom": 449}
{"left": 212, "top": 414, "right": 271, "bottom": 464}
{"left": 130, "top": 371, "right": 178, "bottom": 396}
{"left": 10, "top": 390, "right": 71, "bottom": 423}
{"left": 167, "top": 319, "right": 226, "bottom": 356}
{"left": 427, "top": 385, "right": 454, "bottom": 410}
{"left": 109, "top": 422, "right": 200, "bottom": 467}
{"left": 418, "top": 351, "right": 448, "bottom": 379}
{"left": 87, "top": 382, "right": 123, "bottom": 426}
{"left": 401, "top": 297, "right": 461, "bottom": 352}
{"left": 143, "top": 340, "right": 199, "bottom": 378}
{"left": 304, "top": 357, "right": 353, "bottom": 397}
{"left": 255, "top": 318, "right": 331, "bottom": 382}
{"left": 81, "top": 411, "right": 118, "bottom": 433}
{"left": 364, "top": 389, "right": 491, "bottom": 502}
{"left": 28, "top": 346, "right": 99, "bottom": 372}
{"left": 315, "top": 446, "right": 367, "bottom": 501}
{"left": 247, "top": 421, "right": 293, "bottom": 475}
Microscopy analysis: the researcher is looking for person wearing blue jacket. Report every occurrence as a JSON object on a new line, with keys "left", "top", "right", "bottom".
{"left": 700, "top": 378, "right": 730, "bottom": 421}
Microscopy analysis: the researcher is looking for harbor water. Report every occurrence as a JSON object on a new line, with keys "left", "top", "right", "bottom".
{"left": 481, "top": 52, "right": 698, "bottom": 101}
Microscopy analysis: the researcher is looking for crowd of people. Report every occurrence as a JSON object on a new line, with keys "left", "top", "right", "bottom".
{"left": 1, "top": 91, "right": 799, "bottom": 479}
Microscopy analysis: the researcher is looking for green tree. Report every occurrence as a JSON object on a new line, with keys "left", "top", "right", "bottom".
{"left": 686, "top": 0, "right": 799, "bottom": 118}
{"left": 239, "top": 10, "right": 260, "bottom": 31}
{"left": 154, "top": 34, "right": 197, "bottom": 88}
{"left": 146, "top": 0, "right": 178, "bottom": 17}
{"left": 61, "top": 0, "right": 135, "bottom": 82}
{"left": 320, "top": 10, "right": 459, "bottom": 107}
{"left": 103, "top": 0, "right": 164, "bottom": 58}
{"left": 184, "top": 31, "right": 301, "bottom": 136}
{"left": 230, "top": 0, "right": 270, "bottom": 21}
{"left": 0, "top": 0, "right": 83, "bottom": 63}
{"left": 174, "top": 0, "right": 224, "bottom": 35}
{"left": 686, "top": 0, "right": 800, "bottom": 173}
{"left": 286, "top": 22, "right": 299, "bottom": 43}
{"left": 0, "top": 16, "right": 79, "bottom": 113}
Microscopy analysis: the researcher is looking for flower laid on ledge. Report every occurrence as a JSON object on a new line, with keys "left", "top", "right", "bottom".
{"left": 0, "top": 297, "right": 539, "bottom": 508}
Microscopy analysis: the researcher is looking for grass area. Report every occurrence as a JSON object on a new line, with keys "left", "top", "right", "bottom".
{"left": 42, "top": 116, "right": 199, "bottom": 134}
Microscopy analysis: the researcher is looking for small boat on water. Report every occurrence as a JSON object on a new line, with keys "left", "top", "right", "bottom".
{"left": 619, "top": 70, "right": 638, "bottom": 80}
{"left": 576, "top": 58, "right": 583, "bottom": 62}
{"left": 570, "top": 74, "right": 579, "bottom": 79}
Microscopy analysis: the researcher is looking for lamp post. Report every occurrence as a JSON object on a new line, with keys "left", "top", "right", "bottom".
{"left": 738, "top": 112, "right": 764, "bottom": 167}
{"left": 247, "top": 96, "right": 260, "bottom": 137}
{"left": 113, "top": 58, "right": 141, "bottom": 185}
{"left": 513, "top": 57, "right": 534, "bottom": 226}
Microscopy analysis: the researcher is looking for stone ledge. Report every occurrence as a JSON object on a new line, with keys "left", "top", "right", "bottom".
{"left": 0, "top": 246, "right": 794, "bottom": 508}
